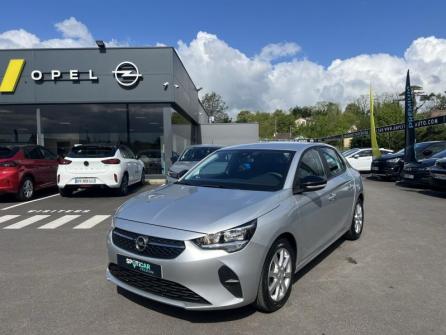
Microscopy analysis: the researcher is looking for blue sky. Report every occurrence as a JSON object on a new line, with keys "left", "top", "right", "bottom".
{"left": 1, "top": 0, "right": 445, "bottom": 112}
{"left": 1, "top": 0, "right": 444, "bottom": 66}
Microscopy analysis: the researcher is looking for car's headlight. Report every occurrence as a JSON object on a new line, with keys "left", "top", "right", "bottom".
{"left": 192, "top": 220, "right": 257, "bottom": 253}
{"left": 387, "top": 158, "right": 401, "bottom": 164}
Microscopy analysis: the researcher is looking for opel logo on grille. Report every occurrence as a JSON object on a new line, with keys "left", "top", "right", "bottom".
{"left": 135, "top": 236, "right": 149, "bottom": 252}
{"left": 112, "top": 61, "right": 142, "bottom": 87}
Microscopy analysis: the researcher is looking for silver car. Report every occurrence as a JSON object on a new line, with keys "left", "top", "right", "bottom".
{"left": 167, "top": 144, "right": 222, "bottom": 183}
{"left": 106, "top": 142, "right": 364, "bottom": 312}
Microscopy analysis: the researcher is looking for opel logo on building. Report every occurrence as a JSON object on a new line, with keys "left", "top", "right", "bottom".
{"left": 135, "top": 236, "right": 149, "bottom": 252}
{"left": 112, "top": 61, "right": 142, "bottom": 87}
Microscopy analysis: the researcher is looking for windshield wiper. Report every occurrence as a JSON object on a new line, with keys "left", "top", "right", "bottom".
{"left": 199, "top": 184, "right": 225, "bottom": 188}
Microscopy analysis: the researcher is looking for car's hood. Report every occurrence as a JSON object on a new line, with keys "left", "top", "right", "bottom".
{"left": 169, "top": 161, "right": 197, "bottom": 173}
{"left": 374, "top": 152, "right": 404, "bottom": 162}
{"left": 115, "top": 184, "right": 286, "bottom": 234}
{"left": 404, "top": 158, "right": 437, "bottom": 169}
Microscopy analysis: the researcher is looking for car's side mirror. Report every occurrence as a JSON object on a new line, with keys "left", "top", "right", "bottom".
{"left": 353, "top": 154, "right": 360, "bottom": 159}
{"left": 171, "top": 155, "right": 178, "bottom": 163}
{"left": 422, "top": 149, "right": 432, "bottom": 157}
{"left": 294, "top": 175, "right": 327, "bottom": 194}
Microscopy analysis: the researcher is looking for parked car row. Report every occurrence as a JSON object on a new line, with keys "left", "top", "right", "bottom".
{"left": 0, "top": 143, "right": 145, "bottom": 201}
{"left": 360, "top": 140, "right": 446, "bottom": 190}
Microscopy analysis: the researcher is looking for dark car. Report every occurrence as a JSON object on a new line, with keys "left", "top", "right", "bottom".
{"left": 429, "top": 158, "right": 446, "bottom": 190}
{"left": 371, "top": 141, "right": 446, "bottom": 180}
{"left": 0, "top": 144, "right": 58, "bottom": 201}
{"left": 401, "top": 149, "right": 446, "bottom": 186}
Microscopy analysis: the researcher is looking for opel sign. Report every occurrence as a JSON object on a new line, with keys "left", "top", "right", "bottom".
{"left": 112, "top": 61, "right": 142, "bottom": 87}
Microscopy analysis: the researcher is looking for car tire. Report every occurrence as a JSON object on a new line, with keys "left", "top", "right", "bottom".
{"left": 255, "top": 238, "right": 295, "bottom": 313}
{"left": 59, "top": 188, "right": 73, "bottom": 197}
{"left": 140, "top": 169, "right": 145, "bottom": 185}
{"left": 345, "top": 198, "right": 364, "bottom": 240}
{"left": 117, "top": 173, "right": 129, "bottom": 196}
{"left": 16, "top": 177, "right": 34, "bottom": 201}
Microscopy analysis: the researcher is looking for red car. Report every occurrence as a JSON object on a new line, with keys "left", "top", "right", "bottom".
{"left": 0, "top": 145, "right": 58, "bottom": 201}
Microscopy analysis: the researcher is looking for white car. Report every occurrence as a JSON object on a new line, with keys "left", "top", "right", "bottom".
{"left": 57, "top": 144, "right": 145, "bottom": 196}
{"left": 344, "top": 148, "right": 393, "bottom": 171}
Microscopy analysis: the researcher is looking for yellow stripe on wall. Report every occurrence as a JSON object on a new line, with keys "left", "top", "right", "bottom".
{"left": 0, "top": 59, "right": 25, "bottom": 93}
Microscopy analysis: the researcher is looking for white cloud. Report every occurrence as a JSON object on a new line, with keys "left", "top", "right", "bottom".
{"left": 1, "top": 18, "right": 445, "bottom": 114}
{"left": 0, "top": 17, "right": 126, "bottom": 49}
{"left": 177, "top": 32, "right": 446, "bottom": 115}
{"left": 257, "top": 42, "right": 301, "bottom": 61}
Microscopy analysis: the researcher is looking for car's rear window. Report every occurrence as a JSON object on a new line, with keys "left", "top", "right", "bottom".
{"left": 0, "top": 146, "right": 18, "bottom": 159}
{"left": 67, "top": 146, "right": 117, "bottom": 158}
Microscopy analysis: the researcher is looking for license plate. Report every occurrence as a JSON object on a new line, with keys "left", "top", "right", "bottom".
{"left": 432, "top": 173, "right": 446, "bottom": 180}
{"left": 74, "top": 177, "right": 96, "bottom": 184}
{"left": 372, "top": 166, "right": 379, "bottom": 171}
{"left": 403, "top": 174, "right": 414, "bottom": 179}
{"left": 117, "top": 254, "right": 162, "bottom": 278}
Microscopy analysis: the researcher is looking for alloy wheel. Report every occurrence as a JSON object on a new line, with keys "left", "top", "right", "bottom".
{"left": 354, "top": 202, "right": 363, "bottom": 234}
{"left": 23, "top": 179, "right": 34, "bottom": 199}
{"left": 268, "top": 247, "right": 292, "bottom": 302}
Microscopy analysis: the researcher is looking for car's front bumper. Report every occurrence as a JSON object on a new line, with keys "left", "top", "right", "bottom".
{"left": 106, "top": 221, "right": 265, "bottom": 310}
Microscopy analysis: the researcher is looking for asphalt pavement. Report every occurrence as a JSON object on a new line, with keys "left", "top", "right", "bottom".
{"left": 0, "top": 178, "right": 445, "bottom": 335}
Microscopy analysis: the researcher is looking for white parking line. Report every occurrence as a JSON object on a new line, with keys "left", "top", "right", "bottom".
{"left": 38, "top": 215, "right": 81, "bottom": 229}
{"left": 73, "top": 215, "right": 111, "bottom": 229}
{"left": 3, "top": 215, "right": 51, "bottom": 229}
{"left": 0, "top": 215, "right": 20, "bottom": 224}
{"left": 1, "top": 194, "right": 60, "bottom": 211}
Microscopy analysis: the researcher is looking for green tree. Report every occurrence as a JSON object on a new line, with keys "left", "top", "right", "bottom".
{"left": 200, "top": 92, "right": 230, "bottom": 123}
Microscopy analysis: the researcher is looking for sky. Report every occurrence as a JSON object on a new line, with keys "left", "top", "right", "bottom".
{"left": 1, "top": 0, "right": 446, "bottom": 114}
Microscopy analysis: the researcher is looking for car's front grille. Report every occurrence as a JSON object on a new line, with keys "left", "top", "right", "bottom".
{"left": 108, "top": 263, "right": 210, "bottom": 305}
{"left": 112, "top": 228, "right": 185, "bottom": 259}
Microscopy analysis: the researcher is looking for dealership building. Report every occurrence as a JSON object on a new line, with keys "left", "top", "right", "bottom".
{"left": 0, "top": 47, "right": 258, "bottom": 176}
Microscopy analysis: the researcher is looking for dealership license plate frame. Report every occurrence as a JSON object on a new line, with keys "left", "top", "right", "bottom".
{"left": 432, "top": 173, "right": 446, "bottom": 180}
{"left": 403, "top": 174, "right": 414, "bottom": 179}
{"left": 74, "top": 177, "right": 96, "bottom": 184}
{"left": 117, "top": 254, "right": 162, "bottom": 278}
{"left": 372, "top": 166, "right": 379, "bottom": 171}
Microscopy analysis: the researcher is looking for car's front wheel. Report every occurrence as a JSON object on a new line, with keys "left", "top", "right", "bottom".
{"left": 255, "top": 238, "right": 295, "bottom": 313}
{"left": 345, "top": 199, "right": 364, "bottom": 240}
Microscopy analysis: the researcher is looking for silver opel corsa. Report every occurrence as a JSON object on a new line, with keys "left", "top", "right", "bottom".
{"left": 106, "top": 142, "right": 364, "bottom": 312}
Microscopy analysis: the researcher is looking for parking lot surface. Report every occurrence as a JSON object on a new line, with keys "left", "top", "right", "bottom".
{"left": 0, "top": 178, "right": 445, "bottom": 335}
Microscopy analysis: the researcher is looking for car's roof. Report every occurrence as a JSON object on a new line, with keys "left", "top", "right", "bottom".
{"left": 222, "top": 141, "right": 327, "bottom": 153}
{"left": 188, "top": 144, "right": 222, "bottom": 148}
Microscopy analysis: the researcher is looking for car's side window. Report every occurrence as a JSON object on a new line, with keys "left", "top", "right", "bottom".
{"left": 40, "top": 147, "right": 57, "bottom": 160}
{"left": 25, "top": 146, "right": 44, "bottom": 160}
{"left": 126, "top": 147, "right": 136, "bottom": 159}
{"left": 294, "top": 149, "right": 325, "bottom": 186}
{"left": 320, "top": 147, "right": 345, "bottom": 177}
{"left": 357, "top": 150, "right": 372, "bottom": 157}
{"left": 428, "top": 143, "right": 446, "bottom": 156}
{"left": 119, "top": 147, "right": 129, "bottom": 159}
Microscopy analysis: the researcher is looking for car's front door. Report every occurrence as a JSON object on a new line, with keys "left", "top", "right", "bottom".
{"left": 355, "top": 149, "right": 372, "bottom": 171}
{"left": 319, "top": 147, "right": 356, "bottom": 236}
{"left": 291, "top": 148, "right": 333, "bottom": 261}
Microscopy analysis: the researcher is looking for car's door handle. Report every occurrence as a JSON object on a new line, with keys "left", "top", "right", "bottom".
{"left": 328, "top": 193, "right": 337, "bottom": 201}
{"left": 347, "top": 182, "right": 354, "bottom": 191}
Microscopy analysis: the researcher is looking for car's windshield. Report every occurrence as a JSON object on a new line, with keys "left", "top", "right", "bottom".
{"left": 67, "top": 145, "right": 117, "bottom": 158}
{"left": 179, "top": 147, "right": 220, "bottom": 162}
{"left": 395, "top": 143, "right": 433, "bottom": 156}
{"left": 0, "top": 146, "right": 18, "bottom": 159}
{"left": 432, "top": 149, "right": 446, "bottom": 159}
{"left": 179, "top": 149, "right": 295, "bottom": 191}
{"left": 342, "top": 148, "right": 360, "bottom": 157}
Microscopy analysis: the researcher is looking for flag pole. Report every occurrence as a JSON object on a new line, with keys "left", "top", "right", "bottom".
{"left": 370, "top": 84, "right": 380, "bottom": 158}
